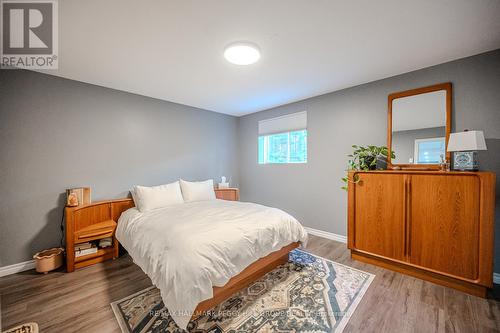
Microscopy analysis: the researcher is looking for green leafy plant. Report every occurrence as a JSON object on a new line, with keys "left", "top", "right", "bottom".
{"left": 341, "top": 145, "right": 395, "bottom": 190}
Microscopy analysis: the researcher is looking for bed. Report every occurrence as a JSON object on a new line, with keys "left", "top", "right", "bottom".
{"left": 116, "top": 197, "right": 307, "bottom": 329}
{"left": 65, "top": 191, "right": 307, "bottom": 330}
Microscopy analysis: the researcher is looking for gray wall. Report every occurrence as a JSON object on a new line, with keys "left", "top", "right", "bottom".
{"left": 237, "top": 49, "right": 500, "bottom": 272}
{"left": 392, "top": 126, "right": 446, "bottom": 164}
{"left": 0, "top": 70, "right": 239, "bottom": 266}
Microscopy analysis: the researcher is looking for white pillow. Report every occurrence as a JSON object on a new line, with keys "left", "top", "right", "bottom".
{"left": 132, "top": 181, "right": 184, "bottom": 212}
{"left": 179, "top": 179, "right": 216, "bottom": 202}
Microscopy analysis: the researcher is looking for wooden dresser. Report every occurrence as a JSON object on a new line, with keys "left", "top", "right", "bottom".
{"left": 347, "top": 170, "right": 496, "bottom": 296}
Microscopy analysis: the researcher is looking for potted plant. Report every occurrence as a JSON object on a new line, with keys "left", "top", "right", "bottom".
{"left": 341, "top": 145, "right": 395, "bottom": 190}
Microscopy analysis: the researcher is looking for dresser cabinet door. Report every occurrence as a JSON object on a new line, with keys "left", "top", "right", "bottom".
{"left": 353, "top": 173, "right": 406, "bottom": 260}
{"left": 409, "top": 175, "right": 480, "bottom": 280}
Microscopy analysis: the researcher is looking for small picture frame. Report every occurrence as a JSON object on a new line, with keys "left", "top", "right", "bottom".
{"left": 67, "top": 192, "right": 79, "bottom": 206}
{"left": 66, "top": 187, "right": 91, "bottom": 207}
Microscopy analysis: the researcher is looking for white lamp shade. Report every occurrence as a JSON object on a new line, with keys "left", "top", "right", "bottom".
{"left": 447, "top": 130, "right": 487, "bottom": 152}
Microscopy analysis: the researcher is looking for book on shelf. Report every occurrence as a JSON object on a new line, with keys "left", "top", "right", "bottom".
{"left": 75, "top": 246, "right": 98, "bottom": 257}
{"left": 74, "top": 242, "right": 92, "bottom": 251}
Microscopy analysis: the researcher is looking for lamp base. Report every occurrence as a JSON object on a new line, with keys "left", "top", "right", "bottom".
{"left": 452, "top": 151, "right": 479, "bottom": 171}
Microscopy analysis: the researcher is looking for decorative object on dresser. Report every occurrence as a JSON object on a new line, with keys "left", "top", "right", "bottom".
{"left": 347, "top": 170, "right": 496, "bottom": 297}
{"left": 66, "top": 187, "right": 91, "bottom": 207}
{"left": 447, "top": 130, "right": 487, "bottom": 171}
{"left": 388, "top": 82, "right": 452, "bottom": 169}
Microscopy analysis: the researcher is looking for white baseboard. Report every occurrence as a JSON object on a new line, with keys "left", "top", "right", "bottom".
{"left": 304, "top": 226, "right": 347, "bottom": 244}
{"left": 0, "top": 260, "right": 35, "bottom": 277}
{"left": 494, "top": 273, "right": 500, "bottom": 285}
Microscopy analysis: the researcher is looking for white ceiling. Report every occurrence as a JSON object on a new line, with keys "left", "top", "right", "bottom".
{"left": 41, "top": 0, "right": 500, "bottom": 116}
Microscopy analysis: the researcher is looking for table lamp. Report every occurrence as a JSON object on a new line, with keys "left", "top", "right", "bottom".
{"left": 447, "top": 130, "right": 487, "bottom": 171}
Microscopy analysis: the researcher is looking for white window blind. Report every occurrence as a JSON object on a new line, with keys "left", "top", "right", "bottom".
{"left": 258, "top": 111, "right": 307, "bottom": 136}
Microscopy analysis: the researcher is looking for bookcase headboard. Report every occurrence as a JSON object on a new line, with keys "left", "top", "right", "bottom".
{"left": 65, "top": 198, "right": 134, "bottom": 233}
{"left": 65, "top": 188, "right": 239, "bottom": 229}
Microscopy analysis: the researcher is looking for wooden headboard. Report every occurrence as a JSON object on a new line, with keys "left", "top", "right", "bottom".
{"left": 64, "top": 188, "right": 239, "bottom": 272}
{"left": 65, "top": 198, "right": 134, "bottom": 232}
{"left": 65, "top": 188, "right": 239, "bottom": 231}
{"left": 64, "top": 198, "right": 135, "bottom": 271}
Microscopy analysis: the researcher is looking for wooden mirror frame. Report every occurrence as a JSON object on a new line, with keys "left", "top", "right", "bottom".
{"left": 387, "top": 82, "right": 452, "bottom": 170}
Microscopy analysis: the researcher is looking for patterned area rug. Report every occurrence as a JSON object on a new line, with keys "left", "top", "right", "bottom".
{"left": 111, "top": 249, "right": 374, "bottom": 333}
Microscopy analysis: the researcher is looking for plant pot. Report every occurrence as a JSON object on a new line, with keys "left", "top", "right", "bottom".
{"left": 363, "top": 156, "right": 377, "bottom": 170}
{"left": 33, "top": 247, "right": 64, "bottom": 274}
{"left": 376, "top": 156, "right": 388, "bottom": 170}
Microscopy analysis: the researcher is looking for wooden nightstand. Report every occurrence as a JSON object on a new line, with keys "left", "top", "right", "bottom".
{"left": 65, "top": 199, "right": 133, "bottom": 272}
{"left": 215, "top": 188, "right": 239, "bottom": 201}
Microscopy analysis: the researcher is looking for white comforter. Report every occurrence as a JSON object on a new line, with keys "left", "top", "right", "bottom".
{"left": 116, "top": 199, "right": 308, "bottom": 329}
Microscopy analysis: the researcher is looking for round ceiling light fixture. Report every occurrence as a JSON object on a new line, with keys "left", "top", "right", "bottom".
{"left": 224, "top": 42, "right": 261, "bottom": 65}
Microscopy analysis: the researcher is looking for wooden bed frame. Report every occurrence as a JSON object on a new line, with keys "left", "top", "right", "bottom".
{"left": 65, "top": 193, "right": 300, "bottom": 316}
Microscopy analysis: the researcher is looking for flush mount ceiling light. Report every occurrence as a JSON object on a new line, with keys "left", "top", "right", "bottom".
{"left": 224, "top": 42, "right": 261, "bottom": 65}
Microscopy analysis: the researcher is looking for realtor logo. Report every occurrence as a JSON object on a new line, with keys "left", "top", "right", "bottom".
{"left": 1, "top": 0, "right": 58, "bottom": 69}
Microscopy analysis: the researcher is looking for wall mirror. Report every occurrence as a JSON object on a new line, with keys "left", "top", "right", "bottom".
{"left": 388, "top": 82, "right": 451, "bottom": 169}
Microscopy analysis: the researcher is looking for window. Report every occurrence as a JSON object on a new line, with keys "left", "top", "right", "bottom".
{"left": 258, "top": 130, "right": 307, "bottom": 164}
{"left": 414, "top": 137, "right": 445, "bottom": 164}
{"left": 258, "top": 112, "right": 307, "bottom": 164}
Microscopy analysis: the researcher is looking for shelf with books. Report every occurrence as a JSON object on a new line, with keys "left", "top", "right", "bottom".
{"left": 74, "top": 247, "right": 114, "bottom": 263}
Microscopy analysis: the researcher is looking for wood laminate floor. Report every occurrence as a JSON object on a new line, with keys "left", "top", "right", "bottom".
{"left": 1, "top": 235, "right": 499, "bottom": 333}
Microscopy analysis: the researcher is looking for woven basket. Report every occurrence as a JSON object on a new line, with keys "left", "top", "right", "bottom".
{"left": 33, "top": 248, "right": 64, "bottom": 274}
